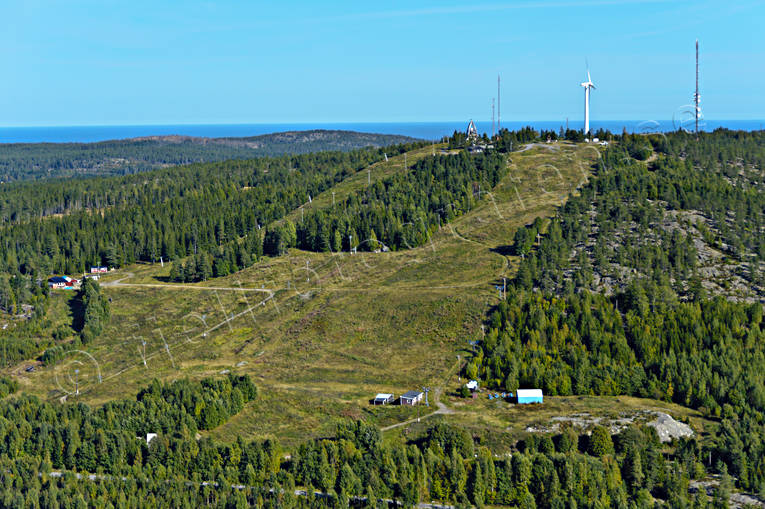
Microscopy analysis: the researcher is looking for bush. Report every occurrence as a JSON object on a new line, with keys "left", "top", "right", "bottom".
{"left": 0, "top": 377, "right": 18, "bottom": 398}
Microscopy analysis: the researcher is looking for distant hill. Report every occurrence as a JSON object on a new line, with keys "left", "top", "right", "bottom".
{"left": 0, "top": 130, "right": 420, "bottom": 182}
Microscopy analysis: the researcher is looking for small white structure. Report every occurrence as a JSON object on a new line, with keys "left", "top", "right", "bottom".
{"left": 466, "top": 380, "right": 479, "bottom": 391}
{"left": 373, "top": 393, "right": 394, "bottom": 405}
{"left": 400, "top": 390, "right": 424, "bottom": 405}
{"left": 516, "top": 389, "right": 544, "bottom": 404}
{"left": 466, "top": 120, "right": 478, "bottom": 141}
{"left": 146, "top": 433, "right": 158, "bottom": 444}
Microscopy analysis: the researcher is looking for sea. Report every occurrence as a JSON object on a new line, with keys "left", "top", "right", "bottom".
{"left": 0, "top": 120, "right": 763, "bottom": 144}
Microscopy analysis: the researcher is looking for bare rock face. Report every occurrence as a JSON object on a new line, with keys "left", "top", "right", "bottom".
{"left": 645, "top": 412, "right": 693, "bottom": 442}
{"left": 525, "top": 410, "right": 694, "bottom": 443}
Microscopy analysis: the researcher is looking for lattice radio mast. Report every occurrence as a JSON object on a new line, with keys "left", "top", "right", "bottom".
{"left": 491, "top": 98, "right": 495, "bottom": 138}
{"left": 497, "top": 74, "right": 501, "bottom": 133}
{"left": 695, "top": 39, "right": 700, "bottom": 134}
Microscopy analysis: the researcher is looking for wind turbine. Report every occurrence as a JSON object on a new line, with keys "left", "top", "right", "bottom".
{"left": 580, "top": 65, "right": 596, "bottom": 135}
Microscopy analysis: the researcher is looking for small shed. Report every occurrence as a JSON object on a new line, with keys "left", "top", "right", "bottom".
{"left": 400, "top": 390, "right": 424, "bottom": 406}
{"left": 516, "top": 389, "right": 543, "bottom": 404}
{"left": 146, "top": 433, "right": 158, "bottom": 444}
{"left": 466, "top": 380, "right": 479, "bottom": 391}
{"left": 373, "top": 393, "right": 394, "bottom": 405}
{"left": 90, "top": 266, "right": 109, "bottom": 274}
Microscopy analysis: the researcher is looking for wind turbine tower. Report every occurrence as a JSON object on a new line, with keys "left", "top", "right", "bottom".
{"left": 580, "top": 66, "right": 596, "bottom": 134}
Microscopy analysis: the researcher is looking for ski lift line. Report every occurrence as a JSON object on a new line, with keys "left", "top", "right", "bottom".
{"left": 64, "top": 291, "right": 277, "bottom": 387}
{"left": 80, "top": 293, "right": 279, "bottom": 393}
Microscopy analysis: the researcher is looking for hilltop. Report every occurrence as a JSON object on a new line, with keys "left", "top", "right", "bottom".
{"left": 0, "top": 129, "right": 420, "bottom": 182}
{"left": 7, "top": 139, "right": 594, "bottom": 440}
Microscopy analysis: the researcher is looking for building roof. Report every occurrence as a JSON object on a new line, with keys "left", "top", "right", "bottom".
{"left": 374, "top": 393, "right": 393, "bottom": 400}
{"left": 466, "top": 380, "right": 479, "bottom": 390}
{"left": 516, "top": 389, "right": 543, "bottom": 398}
{"left": 49, "top": 276, "right": 69, "bottom": 283}
{"left": 401, "top": 390, "right": 423, "bottom": 399}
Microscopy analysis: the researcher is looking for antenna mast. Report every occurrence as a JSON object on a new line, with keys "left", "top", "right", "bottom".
{"left": 695, "top": 39, "right": 699, "bottom": 134}
{"left": 497, "top": 74, "right": 501, "bottom": 133}
{"left": 491, "top": 98, "right": 495, "bottom": 138}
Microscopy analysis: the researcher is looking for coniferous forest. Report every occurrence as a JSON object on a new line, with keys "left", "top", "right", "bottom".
{"left": 0, "top": 130, "right": 418, "bottom": 182}
{"left": 0, "top": 375, "right": 726, "bottom": 508}
{"left": 470, "top": 129, "right": 765, "bottom": 500}
{"left": 0, "top": 129, "right": 763, "bottom": 506}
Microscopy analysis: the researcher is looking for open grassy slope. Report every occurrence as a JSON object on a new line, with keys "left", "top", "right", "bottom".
{"left": 11, "top": 141, "right": 705, "bottom": 448}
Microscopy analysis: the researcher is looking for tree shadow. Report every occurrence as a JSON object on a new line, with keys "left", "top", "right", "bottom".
{"left": 490, "top": 245, "right": 515, "bottom": 256}
{"left": 68, "top": 290, "right": 85, "bottom": 334}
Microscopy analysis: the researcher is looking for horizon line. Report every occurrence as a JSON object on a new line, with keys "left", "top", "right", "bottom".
{"left": 2, "top": 119, "right": 764, "bottom": 129}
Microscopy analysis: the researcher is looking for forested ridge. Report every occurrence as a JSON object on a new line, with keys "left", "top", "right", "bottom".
{"left": 169, "top": 148, "right": 509, "bottom": 281}
{"left": 0, "top": 130, "right": 419, "bottom": 182}
{"left": 0, "top": 144, "right": 424, "bottom": 278}
{"left": 0, "top": 143, "right": 420, "bottom": 370}
{"left": 468, "top": 129, "right": 765, "bottom": 497}
{"left": 285, "top": 151, "right": 506, "bottom": 254}
{"left": 514, "top": 130, "right": 765, "bottom": 300}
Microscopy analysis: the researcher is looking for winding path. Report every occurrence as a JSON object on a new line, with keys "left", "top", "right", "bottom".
{"left": 381, "top": 358, "right": 462, "bottom": 432}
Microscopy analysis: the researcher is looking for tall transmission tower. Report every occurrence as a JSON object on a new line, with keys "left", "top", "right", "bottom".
{"left": 497, "top": 74, "right": 501, "bottom": 133}
{"left": 491, "top": 98, "right": 495, "bottom": 138}
{"left": 695, "top": 39, "right": 700, "bottom": 134}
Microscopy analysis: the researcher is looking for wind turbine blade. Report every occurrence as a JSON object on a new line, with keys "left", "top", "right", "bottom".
{"left": 588, "top": 70, "right": 592, "bottom": 83}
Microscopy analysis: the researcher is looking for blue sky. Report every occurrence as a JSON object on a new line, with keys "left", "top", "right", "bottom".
{"left": 1, "top": 1, "right": 762, "bottom": 126}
